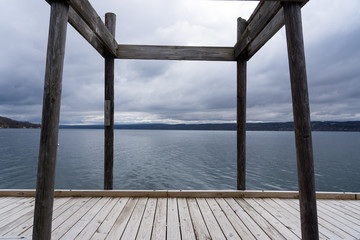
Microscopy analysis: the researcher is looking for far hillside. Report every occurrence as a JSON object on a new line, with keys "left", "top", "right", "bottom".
{"left": 0, "top": 116, "right": 40, "bottom": 128}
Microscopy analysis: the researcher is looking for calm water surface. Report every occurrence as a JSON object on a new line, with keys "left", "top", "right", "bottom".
{"left": 0, "top": 129, "right": 359, "bottom": 192}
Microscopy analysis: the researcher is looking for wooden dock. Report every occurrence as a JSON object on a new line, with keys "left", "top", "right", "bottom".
{"left": 0, "top": 190, "right": 359, "bottom": 239}
{"left": 32, "top": 0, "right": 319, "bottom": 238}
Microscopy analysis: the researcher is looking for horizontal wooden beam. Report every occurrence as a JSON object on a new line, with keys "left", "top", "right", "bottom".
{"left": 247, "top": 6, "right": 284, "bottom": 59}
{"left": 234, "top": 0, "right": 308, "bottom": 60}
{"left": 45, "top": 0, "right": 116, "bottom": 57}
{"left": 116, "top": 45, "right": 235, "bottom": 61}
{"left": 234, "top": 1, "right": 282, "bottom": 60}
{"left": 1, "top": 190, "right": 358, "bottom": 199}
{"left": 68, "top": 7, "right": 105, "bottom": 57}
{"left": 67, "top": 0, "right": 118, "bottom": 56}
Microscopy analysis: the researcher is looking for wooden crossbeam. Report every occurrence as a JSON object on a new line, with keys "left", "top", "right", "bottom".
{"left": 117, "top": 45, "right": 234, "bottom": 61}
{"left": 234, "top": 0, "right": 308, "bottom": 60}
{"left": 45, "top": 0, "right": 117, "bottom": 57}
{"left": 68, "top": 0, "right": 118, "bottom": 57}
{"left": 45, "top": 0, "right": 308, "bottom": 61}
{"left": 68, "top": 7, "right": 105, "bottom": 57}
{"left": 247, "top": 7, "right": 284, "bottom": 59}
{"left": 234, "top": 1, "right": 282, "bottom": 60}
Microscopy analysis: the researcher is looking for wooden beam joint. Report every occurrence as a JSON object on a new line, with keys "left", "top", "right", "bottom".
{"left": 234, "top": 0, "right": 308, "bottom": 60}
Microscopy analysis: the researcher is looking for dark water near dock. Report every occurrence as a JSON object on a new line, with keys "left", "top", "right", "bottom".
{"left": 0, "top": 129, "right": 359, "bottom": 192}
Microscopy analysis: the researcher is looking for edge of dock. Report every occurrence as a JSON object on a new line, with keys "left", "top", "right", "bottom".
{"left": 0, "top": 189, "right": 358, "bottom": 199}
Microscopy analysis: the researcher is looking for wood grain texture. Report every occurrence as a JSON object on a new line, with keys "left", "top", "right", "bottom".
{"left": 136, "top": 198, "right": 157, "bottom": 240}
{"left": 284, "top": 2, "right": 319, "bottom": 240}
{"left": 235, "top": 0, "right": 308, "bottom": 60}
{"left": 237, "top": 18, "right": 247, "bottom": 190}
{"left": 67, "top": 7, "right": 105, "bottom": 57}
{"left": 68, "top": 0, "right": 118, "bottom": 56}
{"left": 33, "top": 1, "right": 69, "bottom": 239}
{"left": 104, "top": 13, "right": 116, "bottom": 190}
{"left": 117, "top": 45, "right": 234, "bottom": 61}
{"left": 235, "top": 1, "right": 282, "bottom": 60}
{"left": 196, "top": 198, "right": 226, "bottom": 239}
{"left": 187, "top": 198, "right": 211, "bottom": 240}
{"left": 215, "top": 198, "right": 256, "bottom": 239}
{"left": 247, "top": 7, "right": 284, "bottom": 59}
{"left": 177, "top": 198, "right": 196, "bottom": 240}
{"left": 167, "top": 198, "right": 181, "bottom": 240}
{"left": 1, "top": 196, "right": 359, "bottom": 239}
{"left": 151, "top": 198, "right": 167, "bottom": 240}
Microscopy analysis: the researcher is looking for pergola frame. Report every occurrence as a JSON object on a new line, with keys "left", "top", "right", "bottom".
{"left": 34, "top": 0, "right": 318, "bottom": 239}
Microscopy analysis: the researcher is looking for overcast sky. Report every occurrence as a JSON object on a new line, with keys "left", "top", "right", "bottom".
{"left": 0, "top": 0, "right": 359, "bottom": 124}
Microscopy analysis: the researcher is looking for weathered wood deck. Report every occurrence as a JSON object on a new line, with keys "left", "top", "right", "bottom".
{"left": 0, "top": 191, "right": 359, "bottom": 239}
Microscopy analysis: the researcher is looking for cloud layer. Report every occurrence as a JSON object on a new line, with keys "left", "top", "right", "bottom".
{"left": 0, "top": 0, "right": 359, "bottom": 124}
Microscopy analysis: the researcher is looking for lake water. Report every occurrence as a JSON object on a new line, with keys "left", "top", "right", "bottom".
{"left": 0, "top": 129, "right": 359, "bottom": 192}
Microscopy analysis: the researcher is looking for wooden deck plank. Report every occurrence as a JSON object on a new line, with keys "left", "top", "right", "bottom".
{"left": 267, "top": 198, "right": 338, "bottom": 240}
{"left": 196, "top": 198, "right": 226, "bottom": 240}
{"left": 90, "top": 197, "right": 129, "bottom": 240}
{"left": 332, "top": 199, "right": 360, "bottom": 211}
{"left": 253, "top": 198, "right": 302, "bottom": 238}
{"left": 243, "top": 198, "right": 300, "bottom": 239}
{"left": 2, "top": 197, "right": 69, "bottom": 236}
{"left": 75, "top": 197, "right": 119, "bottom": 240}
{"left": 177, "top": 198, "right": 196, "bottom": 240}
{"left": 215, "top": 198, "right": 256, "bottom": 240}
{"left": 0, "top": 194, "right": 359, "bottom": 240}
{"left": 0, "top": 198, "right": 34, "bottom": 235}
{"left": 0, "top": 199, "right": 34, "bottom": 230}
{"left": 0, "top": 197, "right": 16, "bottom": 207}
{"left": 348, "top": 199, "right": 360, "bottom": 209}
{"left": 0, "top": 198, "right": 33, "bottom": 220}
{"left": 235, "top": 198, "right": 287, "bottom": 239}
{"left": 187, "top": 198, "right": 211, "bottom": 240}
{"left": 59, "top": 197, "right": 110, "bottom": 239}
{"left": 226, "top": 198, "right": 271, "bottom": 240}
{"left": 29, "top": 197, "right": 90, "bottom": 237}
{"left": 151, "top": 198, "right": 167, "bottom": 240}
{"left": 279, "top": 199, "right": 333, "bottom": 240}
{"left": 105, "top": 197, "right": 138, "bottom": 239}
{"left": 284, "top": 199, "right": 354, "bottom": 239}
{"left": 326, "top": 200, "right": 360, "bottom": 217}
{"left": 206, "top": 198, "right": 240, "bottom": 240}
{"left": 51, "top": 197, "right": 100, "bottom": 239}
{"left": 121, "top": 198, "right": 148, "bottom": 239}
{"left": 166, "top": 198, "right": 181, "bottom": 240}
{"left": 5, "top": 197, "right": 71, "bottom": 237}
{"left": 0, "top": 206, "right": 33, "bottom": 236}
{"left": 316, "top": 201, "right": 360, "bottom": 238}
{"left": 136, "top": 198, "right": 157, "bottom": 240}
{"left": 319, "top": 200, "right": 360, "bottom": 225}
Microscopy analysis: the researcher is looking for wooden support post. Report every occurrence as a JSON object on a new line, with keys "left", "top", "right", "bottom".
{"left": 237, "top": 18, "right": 247, "bottom": 190}
{"left": 104, "top": 12, "right": 116, "bottom": 190}
{"left": 32, "top": 0, "right": 69, "bottom": 239}
{"left": 283, "top": 3, "right": 319, "bottom": 240}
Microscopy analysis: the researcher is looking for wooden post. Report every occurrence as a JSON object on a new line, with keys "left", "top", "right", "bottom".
{"left": 32, "top": 0, "right": 68, "bottom": 239}
{"left": 237, "top": 18, "right": 247, "bottom": 190}
{"left": 104, "top": 12, "right": 116, "bottom": 190}
{"left": 283, "top": 2, "right": 319, "bottom": 240}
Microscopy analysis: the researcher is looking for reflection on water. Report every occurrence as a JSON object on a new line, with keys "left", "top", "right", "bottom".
{"left": 0, "top": 129, "right": 359, "bottom": 192}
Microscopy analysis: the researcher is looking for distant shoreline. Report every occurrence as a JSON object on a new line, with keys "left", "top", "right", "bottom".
{"left": 0, "top": 116, "right": 40, "bottom": 129}
{"left": 60, "top": 121, "right": 360, "bottom": 132}
{"left": 1, "top": 115, "right": 360, "bottom": 131}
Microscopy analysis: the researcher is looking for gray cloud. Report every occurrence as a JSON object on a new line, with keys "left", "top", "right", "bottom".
{"left": 0, "top": 0, "right": 359, "bottom": 124}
